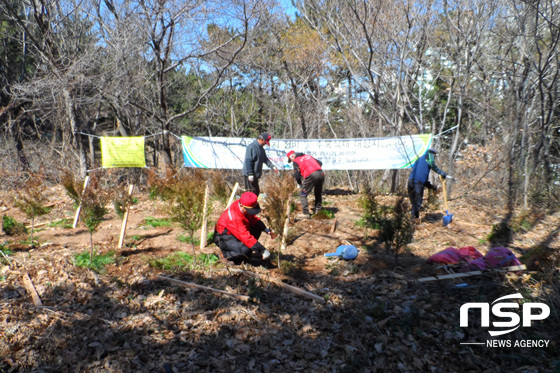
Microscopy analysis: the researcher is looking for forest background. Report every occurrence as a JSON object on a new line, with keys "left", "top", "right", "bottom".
{"left": 0, "top": 0, "right": 558, "bottom": 209}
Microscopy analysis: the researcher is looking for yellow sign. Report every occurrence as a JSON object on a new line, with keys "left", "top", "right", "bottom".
{"left": 101, "top": 137, "right": 146, "bottom": 168}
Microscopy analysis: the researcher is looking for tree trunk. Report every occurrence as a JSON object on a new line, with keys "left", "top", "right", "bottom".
{"left": 160, "top": 124, "right": 173, "bottom": 171}
{"left": 63, "top": 87, "right": 88, "bottom": 177}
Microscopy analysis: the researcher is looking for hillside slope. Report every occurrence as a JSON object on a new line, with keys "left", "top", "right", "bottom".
{"left": 0, "top": 182, "right": 558, "bottom": 372}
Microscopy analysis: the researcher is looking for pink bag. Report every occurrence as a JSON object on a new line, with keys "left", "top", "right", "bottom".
{"left": 427, "top": 246, "right": 483, "bottom": 265}
{"left": 427, "top": 247, "right": 461, "bottom": 264}
{"left": 468, "top": 247, "right": 521, "bottom": 270}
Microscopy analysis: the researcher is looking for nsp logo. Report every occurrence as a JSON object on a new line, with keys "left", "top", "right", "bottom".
{"left": 460, "top": 293, "right": 550, "bottom": 336}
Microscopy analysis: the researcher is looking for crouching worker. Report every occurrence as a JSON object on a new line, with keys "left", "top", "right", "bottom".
{"left": 214, "top": 192, "right": 277, "bottom": 264}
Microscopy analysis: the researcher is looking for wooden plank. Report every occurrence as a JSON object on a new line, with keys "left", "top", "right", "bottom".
{"left": 118, "top": 184, "right": 135, "bottom": 249}
{"left": 158, "top": 275, "right": 250, "bottom": 302}
{"left": 417, "top": 265, "right": 527, "bottom": 282}
{"left": 232, "top": 269, "right": 326, "bottom": 304}
{"left": 227, "top": 182, "right": 239, "bottom": 207}
{"left": 26, "top": 222, "right": 49, "bottom": 229}
{"left": 200, "top": 183, "right": 210, "bottom": 250}
{"left": 267, "top": 275, "right": 326, "bottom": 304}
{"left": 23, "top": 273, "right": 42, "bottom": 307}
{"left": 73, "top": 176, "right": 90, "bottom": 228}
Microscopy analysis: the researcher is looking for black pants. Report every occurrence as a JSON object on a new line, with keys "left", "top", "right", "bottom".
{"left": 214, "top": 220, "right": 266, "bottom": 262}
{"left": 300, "top": 170, "right": 325, "bottom": 214}
{"left": 244, "top": 175, "right": 260, "bottom": 197}
{"left": 407, "top": 179, "right": 425, "bottom": 218}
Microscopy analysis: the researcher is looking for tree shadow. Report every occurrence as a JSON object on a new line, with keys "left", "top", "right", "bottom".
{"left": 324, "top": 188, "right": 356, "bottom": 196}
{"left": 2, "top": 237, "right": 558, "bottom": 373}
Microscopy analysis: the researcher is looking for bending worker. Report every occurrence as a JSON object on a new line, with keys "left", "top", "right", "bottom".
{"left": 213, "top": 192, "right": 276, "bottom": 264}
{"left": 287, "top": 150, "right": 325, "bottom": 219}
{"left": 242, "top": 133, "right": 277, "bottom": 196}
{"left": 408, "top": 148, "right": 447, "bottom": 219}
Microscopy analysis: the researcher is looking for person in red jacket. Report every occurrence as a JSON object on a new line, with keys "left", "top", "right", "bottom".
{"left": 287, "top": 150, "right": 325, "bottom": 219}
{"left": 213, "top": 192, "right": 276, "bottom": 264}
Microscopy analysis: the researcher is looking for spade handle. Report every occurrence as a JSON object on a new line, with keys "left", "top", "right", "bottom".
{"left": 440, "top": 176, "right": 450, "bottom": 211}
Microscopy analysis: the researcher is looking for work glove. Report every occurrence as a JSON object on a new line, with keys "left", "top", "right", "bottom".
{"left": 251, "top": 241, "right": 267, "bottom": 255}
{"left": 248, "top": 175, "right": 254, "bottom": 182}
{"left": 441, "top": 172, "right": 447, "bottom": 179}
{"left": 265, "top": 228, "right": 278, "bottom": 239}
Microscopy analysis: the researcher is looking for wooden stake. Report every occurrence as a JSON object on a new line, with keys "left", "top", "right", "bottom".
{"left": 279, "top": 199, "right": 292, "bottom": 266}
{"left": 118, "top": 184, "right": 135, "bottom": 249}
{"left": 23, "top": 273, "right": 42, "bottom": 307}
{"left": 72, "top": 176, "right": 90, "bottom": 228}
{"left": 227, "top": 182, "right": 239, "bottom": 207}
{"left": 158, "top": 275, "right": 250, "bottom": 302}
{"left": 417, "top": 265, "right": 526, "bottom": 282}
{"left": 200, "top": 183, "right": 210, "bottom": 249}
{"left": 330, "top": 218, "right": 337, "bottom": 234}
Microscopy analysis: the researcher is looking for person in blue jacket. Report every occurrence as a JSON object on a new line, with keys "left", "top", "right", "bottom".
{"left": 408, "top": 148, "right": 447, "bottom": 219}
{"left": 242, "top": 133, "right": 277, "bottom": 196}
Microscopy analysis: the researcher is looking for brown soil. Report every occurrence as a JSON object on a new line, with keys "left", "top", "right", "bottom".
{"left": 1, "top": 183, "right": 559, "bottom": 372}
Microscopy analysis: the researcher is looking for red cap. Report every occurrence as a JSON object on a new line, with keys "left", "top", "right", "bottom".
{"left": 260, "top": 133, "right": 271, "bottom": 146}
{"left": 287, "top": 150, "right": 295, "bottom": 163}
{"left": 239, "top": 192, "right": 261, "bottom": 215}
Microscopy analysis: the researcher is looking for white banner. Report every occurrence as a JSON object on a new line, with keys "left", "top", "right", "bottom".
{"left": 182, "top": 134, "right": 432, "bottom": 170}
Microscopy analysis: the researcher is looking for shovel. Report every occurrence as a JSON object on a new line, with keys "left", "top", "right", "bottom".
{"left": 440, "top": 176, "right": 453, "bottom": 226}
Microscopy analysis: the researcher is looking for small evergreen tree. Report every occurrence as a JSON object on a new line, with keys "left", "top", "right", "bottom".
{"left": 62, "top": 172, "right": 112, "bottom": 260}
{"left": 360, "top": 186, "right": 415, "bottom": 262}
{"left": 149, "top": 169, "right": 208, "bottom": 266}
{"left": 13, "top": 173, "right": 52, "bottom": 245}
{"left": 113, "top": 184, "right": 135, "bottom": 219}
{"left": 389, "top": 196, "right": 415, "bottom": 262}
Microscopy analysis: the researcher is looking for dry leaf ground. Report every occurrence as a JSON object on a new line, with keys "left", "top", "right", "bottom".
{"left": 0, "top": 175, "right": 559, "bottom": 372}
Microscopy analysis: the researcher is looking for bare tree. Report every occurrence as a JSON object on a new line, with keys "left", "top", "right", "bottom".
{"left": 93, "top": 0, "right": 270, "bottom": 169}
{"left": 1, "top": 0, "right": 103, "bottom": 176}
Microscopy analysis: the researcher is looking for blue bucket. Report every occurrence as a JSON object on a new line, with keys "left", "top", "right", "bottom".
{"left": 324, "top": 245, "right": 359, "bottom": 260}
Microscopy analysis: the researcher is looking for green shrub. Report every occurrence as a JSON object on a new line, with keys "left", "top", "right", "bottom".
{"left": 2, "top": 216, "right": 28, "bottom": 236}
{"left": 511, "top": 210, "right": 540, "bottom": 233}
{"left": 0, "top": 246, "right": 12, "bottom": 265}
{"left": 487, "top": 221, "right": 512, "bottom": 246}
{"left": 178, "top": 231, "right": 214, "bottom": 246}
{"left": 314, "top": 208, "right": 335, "bottom": 220}
{"left": 148, "top": 252, "right": 218, "bottom": 270}
{"left": 48, "top": 219, "right": 73, "bottom": 229}
{"left": 73, "top": 250, "right": 115, "bottom": 272}
{"left": 144, "top": 217, "right": 172, "bottom": 228}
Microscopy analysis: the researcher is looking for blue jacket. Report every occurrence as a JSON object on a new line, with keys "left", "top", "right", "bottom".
{"left": 409, "top": 152, "right": 446, "bottom": 184}
{"left": 242, "top": 140, "right": 274, "bottom": 178}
